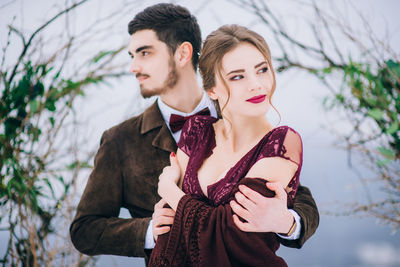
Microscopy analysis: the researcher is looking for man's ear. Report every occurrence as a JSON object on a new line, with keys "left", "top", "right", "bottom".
{"left": 175, "top": 42, "right": 193, "bottom": 67}
{"left": 207, "top": 88, "right": 218, "bottom": 100}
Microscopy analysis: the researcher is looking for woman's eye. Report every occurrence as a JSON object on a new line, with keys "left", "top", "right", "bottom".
{"left": 230, "top": 75, "right": 244, "bottom": 81}
{"left": 258, "top": 67, "right": 268, "bottom": 74}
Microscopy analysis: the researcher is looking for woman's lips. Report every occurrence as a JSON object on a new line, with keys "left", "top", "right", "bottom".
{"left": 246, "top": 94, "right": 266, "bottom": 104}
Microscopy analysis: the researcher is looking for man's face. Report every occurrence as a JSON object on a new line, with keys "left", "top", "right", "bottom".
{"left": 128, "top": 30, "right": 179, "bottom": 98}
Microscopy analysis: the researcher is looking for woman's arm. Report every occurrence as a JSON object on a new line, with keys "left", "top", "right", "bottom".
{"left": 246, "top": 156, "right": 298, "bottom": 188}
{"left": 157, "top": 149, "right": 188, "bottom": 211}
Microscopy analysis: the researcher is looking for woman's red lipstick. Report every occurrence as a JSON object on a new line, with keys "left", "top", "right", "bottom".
{"left": 246, "top": 94, "right": 266, "bottom": 104}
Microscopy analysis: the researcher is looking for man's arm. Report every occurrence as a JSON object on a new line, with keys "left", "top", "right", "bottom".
{"left": 278, "top": 184, "right": 319, "bottom": 248}
{"left": 69, "top": 131, "right": 150, "bottom": 257}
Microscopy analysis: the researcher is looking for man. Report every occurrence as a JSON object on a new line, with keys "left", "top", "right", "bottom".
{"left": 70, "top": 3, "right": 318, "bottom": 263}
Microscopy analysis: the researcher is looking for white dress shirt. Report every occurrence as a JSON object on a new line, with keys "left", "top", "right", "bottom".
{"left": 157, "top": 92, "right": 218, "bottom": 143}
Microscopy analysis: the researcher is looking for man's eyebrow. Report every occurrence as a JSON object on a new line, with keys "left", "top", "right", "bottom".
{"left": 136, "top": 45, "right": 153, "bottom": 53}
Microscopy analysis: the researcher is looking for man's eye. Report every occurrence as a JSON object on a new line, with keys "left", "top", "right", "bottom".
{"left": 258, "top": 67, "right": 268, "bottom": 74}
{"left": 141, "top": 51, "right": 149, "bottom": 56}
{"left": 230, "top": 75, "right": 244, "bottom": 81}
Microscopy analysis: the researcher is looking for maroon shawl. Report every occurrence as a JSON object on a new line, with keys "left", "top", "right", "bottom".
{"left": 149, "top": 177, "right": 288, "bottom": 267}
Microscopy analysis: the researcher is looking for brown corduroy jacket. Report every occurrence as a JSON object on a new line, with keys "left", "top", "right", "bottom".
{"left": 69, "top": 101, "right": 319, "bottom": 259}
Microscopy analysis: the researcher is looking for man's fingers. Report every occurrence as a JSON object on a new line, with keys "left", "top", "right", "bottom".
{"left": 266, "top": 182, "right": 287, "bottom": 200}
{"left": 153, "top": 216, "right": 174, "bottom": 227}
{"left": 232, "top": 214, "right": 252, "bottom": 232}
{"left": 153, "top": 209, "right": 175, "bottom": 225}
{"left": 154, "top": 199, "right": 167, "bottom": 209}
{"left": 238, "top": 185, "right": 264, "bottom": 203}
{"left": 154, "top": 208, "right": 175, "bottom": 218}
{"left": 230, "top": 200, "right": 251, "bottom": 220}
{"left": 154, "top": 226, "right": 171, "bottom": 236}
{"left": 234, "top": 191, "right": 257, "bottom": 210}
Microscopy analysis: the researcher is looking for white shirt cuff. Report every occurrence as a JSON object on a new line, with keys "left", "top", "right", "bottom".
{"left": 277, "top": 209, "right": 301, "bottom": 240}
{"left": 144, "top": 219, "right": 156, "bottom": 249}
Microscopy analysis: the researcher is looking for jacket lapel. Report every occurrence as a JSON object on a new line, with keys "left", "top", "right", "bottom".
{"left": 141, "top": 101, "right": 177, "bottom": 152}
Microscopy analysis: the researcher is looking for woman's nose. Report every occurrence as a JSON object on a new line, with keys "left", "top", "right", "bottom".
{"left": 248, "top": 75, "right": 263, "bottom": 91}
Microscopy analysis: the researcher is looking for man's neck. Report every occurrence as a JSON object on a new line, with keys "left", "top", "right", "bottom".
{"left": 160, "top": 70, "right": 203, "bottom": 113}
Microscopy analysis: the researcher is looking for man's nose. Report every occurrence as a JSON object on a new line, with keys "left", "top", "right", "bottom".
{"left": 129, "top": 58, "right": 141, "bottom": 74}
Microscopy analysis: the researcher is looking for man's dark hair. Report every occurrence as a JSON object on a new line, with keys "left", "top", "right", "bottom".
{"left": 128, "top": 3, "right": 201, "bottom": 71}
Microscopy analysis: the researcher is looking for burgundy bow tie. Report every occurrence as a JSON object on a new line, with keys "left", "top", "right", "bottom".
{"left": 169, "top": 107, "right": 210, "bottom": 133}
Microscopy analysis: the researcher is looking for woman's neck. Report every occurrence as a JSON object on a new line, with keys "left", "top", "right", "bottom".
{"left": 218, "top": 114, "right": 272, "bottom": 153}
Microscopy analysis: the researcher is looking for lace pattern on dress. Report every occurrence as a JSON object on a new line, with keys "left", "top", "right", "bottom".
{"left": 177, "top": 116, "right": 303, "bottom": 206}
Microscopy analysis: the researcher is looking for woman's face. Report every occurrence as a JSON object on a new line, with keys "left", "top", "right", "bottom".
{"left": 209, "top": 42, "right": 274, "bottom": 119}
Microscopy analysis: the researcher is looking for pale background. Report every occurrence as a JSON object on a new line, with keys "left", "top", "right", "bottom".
{"left": 1, "top": 0, "right": 399, "bottom": 266}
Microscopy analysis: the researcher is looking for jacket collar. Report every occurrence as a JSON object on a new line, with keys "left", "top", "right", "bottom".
{"left": 141, "top": 101, "right": 176, "bottom": 152}
{"left": 141, "top": 101, "right": 164, "bottom": 134}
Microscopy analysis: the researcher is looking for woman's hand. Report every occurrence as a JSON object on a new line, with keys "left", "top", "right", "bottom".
{"left": 158, "top": 152, "right": 185, "bottom": 209}
{"left": 159, "top": 152, "right": 181, "bottom": 185}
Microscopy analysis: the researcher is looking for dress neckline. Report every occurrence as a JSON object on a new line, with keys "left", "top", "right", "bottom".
{"left": 195, "top": 119, "right": 282, "bottom": 198}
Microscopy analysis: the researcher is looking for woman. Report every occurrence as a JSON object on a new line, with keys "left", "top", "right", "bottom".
{"left": 149, "top": 24, "right": 303, "bottom": 267}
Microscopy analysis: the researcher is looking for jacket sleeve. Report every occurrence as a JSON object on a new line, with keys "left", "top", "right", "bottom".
{"left": 278, "top": 184, "right": 319, "bottom": 248}
{"left": 149, "top": 178, "right": 287, "bottom": 267}
{"left": 69, "top": 130, "right": 150, "bottom": 257}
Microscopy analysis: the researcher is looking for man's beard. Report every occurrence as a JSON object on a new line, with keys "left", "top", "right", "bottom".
{"left": 140, "top": 57, "right": 179, "bottom": 98}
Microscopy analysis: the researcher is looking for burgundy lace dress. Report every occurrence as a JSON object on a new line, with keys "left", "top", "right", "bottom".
{"left": 149, "top": 116, "right": 303, "bottom": 267}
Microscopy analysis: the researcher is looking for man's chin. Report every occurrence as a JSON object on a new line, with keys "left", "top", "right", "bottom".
{"left": 140, "top": 87, "right": 162, "bottom": 98}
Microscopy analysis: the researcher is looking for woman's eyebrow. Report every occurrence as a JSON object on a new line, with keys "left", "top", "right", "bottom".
{"left": 226, "top": 68, "right": 245, "bottom": 76}
{"left": 254, "top": 61, "right": 268, "bottom": 68}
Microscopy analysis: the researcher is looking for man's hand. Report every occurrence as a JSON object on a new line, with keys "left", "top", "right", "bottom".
{"left": 230, "top": 182, "right": 294, "bottom": 234}
{"left": 152, "top": 199, "right": 175, "bottom": 241}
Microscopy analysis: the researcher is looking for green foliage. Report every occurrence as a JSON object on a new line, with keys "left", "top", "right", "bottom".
{"left": 321, "top": 59, "right": 400, "bottom": 166}
{"left": 0, "top": 24, "right": 124, "bottom": 267}
{"left": 0, "top": 0, "right": 130, "bottom": 265}
{"left": 2, "top": 61, "right": 70, "bottom": 210}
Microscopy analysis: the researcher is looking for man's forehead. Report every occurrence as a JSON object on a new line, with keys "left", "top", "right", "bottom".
{"left": 129, "top": 29, "right": 161, "bottom": 50}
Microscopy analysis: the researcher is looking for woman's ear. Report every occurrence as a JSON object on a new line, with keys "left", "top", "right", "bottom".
{"left": 207, "top": 88, "right": 218, "bottom": 100}
{"left": 175, "top": 41, "right": 193, "bottom": 67}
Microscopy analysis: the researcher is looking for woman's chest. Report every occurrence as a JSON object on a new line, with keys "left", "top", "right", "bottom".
{"left": 196, "top": 148, "right": 248, "bottom": 197}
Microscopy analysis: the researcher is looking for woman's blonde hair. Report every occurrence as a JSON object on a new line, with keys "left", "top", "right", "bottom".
{"left": 199, "top": 24, "right": 278, "bottom": 118}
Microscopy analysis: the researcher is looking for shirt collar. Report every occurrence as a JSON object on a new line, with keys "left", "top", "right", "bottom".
{"left": 157, "top": 92, "right": 217, "bottom": 124}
